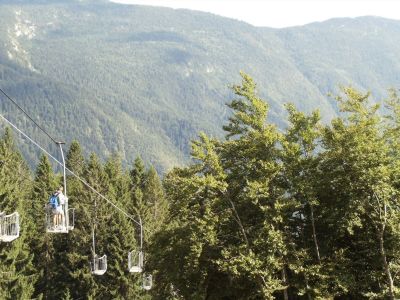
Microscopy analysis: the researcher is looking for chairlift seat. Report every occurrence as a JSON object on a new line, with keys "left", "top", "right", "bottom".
{"left": 92, "top": 269, "right": 106, "bottom": 276}
{"left": 91, "top": 255, "right": 107, "bottom": 276}
{"left": 67, "top": 208, "right": 75, "bottom": 230}
{"left": 0, "top": 212, "right": 20, "bottom": 242}
{"left": 46, "top": 225, "right": 68, "bottom": 234}
{"left": 128, "top": 250, "right": 143, "bottom": 273}
{"left": 45, "top": 205, "right": 74, "bottom": 233}
{"left": 142, "top": 274, "right": 152, "bottom": 291}
{"left": 130, "top": 266, "right": 143, "bottom": 273}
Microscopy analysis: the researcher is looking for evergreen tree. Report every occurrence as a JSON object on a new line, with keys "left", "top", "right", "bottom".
{"left": 143, "top": 165, "right": 167, "bottom": 241}
{"left": 30, "top": 154, "right": 58, "bottom": 299}
{"left": 57, "top": 140, "right": 92, "bottom": 299}
{"left": 129, "top": 156, "right": 146, "bottom": 221}
{"left": 0, "top": 128, "right": 36, "bottom": 300}
{"left": 95, "top": 154, "right": 143, "bottom": 299}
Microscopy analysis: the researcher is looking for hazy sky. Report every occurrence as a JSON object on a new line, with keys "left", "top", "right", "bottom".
{"left": 110, "top": 0, "right": 400, "bottom": 28}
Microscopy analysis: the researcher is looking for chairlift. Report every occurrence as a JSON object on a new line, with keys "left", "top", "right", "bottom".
{"left": 128, "top": 250, "right": 143, "bottom": 273}
{"left": 91, "top": 254, "right": 107, "bottom": 276}
{"left": 46, "top": 201, "right": 75, "bottom": 232}
{"left": 90, "top": 198, "right": 107, "bottom": 275}
{"left": 142, "top": 274, "right": 152, "bottom": 291}
{"left": 45, "top": 142, "right": 74, "bottom": 234}
{"left": 45, "top": 204, "right": 66, "bottom": 233}
{"left": 128, "top": 216, "right": 144, "bottom": 273}
{"left": 0, "top": 211, "right": 19, "bottom": 242}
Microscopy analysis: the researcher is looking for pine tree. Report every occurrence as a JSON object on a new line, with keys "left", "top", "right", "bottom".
{"left": 0, "top": 128, "right": 36, "bottom": 299}
{"left": 142, "top": 165, "right": 167, "bottom": 241}
{"left": 56, "top": 140, "right": 92, "bottom": 299}
{"left": 30, "top": 154, "right": 59, "bottom": 299}
{"left": 99, "top": 154, "right": 143, "bottom": 299}
{"left": 129, "top": 156, "right": 146, "bottom": 219}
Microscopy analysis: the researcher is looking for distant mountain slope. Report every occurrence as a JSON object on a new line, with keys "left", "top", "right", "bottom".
{"left": 0, "top": 0, "right": 399, "bottom": 171}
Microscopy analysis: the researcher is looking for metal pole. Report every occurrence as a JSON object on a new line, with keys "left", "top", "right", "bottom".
{"left": 92, "top": 226, "right": 96, "bottom": 257}
{"left": 92, "top": 199, "right": 97, "bottom": 271}
{"left": 93, "top": 198, "right": 97, "bottom": 256}
{"left": 139, "top": 215, "right": 143, "bottom": 251}
{"left": 57, "top": 142, "right": 68, "bottom": 231}
{"left": 139, "top": 215, "right": 144, "bottom": 268}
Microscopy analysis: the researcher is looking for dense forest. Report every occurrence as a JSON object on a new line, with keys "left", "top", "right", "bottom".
{"left": 1, "top": 74, "right": 400, "bottom": 299}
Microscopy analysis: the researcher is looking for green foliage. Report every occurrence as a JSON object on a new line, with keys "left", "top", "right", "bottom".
{"left": 151, "top": 76, "right": 400, "bottom": 299}
{"left": 1, "top": 73, "right": 400, "bottom": 299}
{"left": 0, "top": 128, "right": 36, "bottom": 300}
{"left": 0, "top": 131, "right": 167, "bottom": 299}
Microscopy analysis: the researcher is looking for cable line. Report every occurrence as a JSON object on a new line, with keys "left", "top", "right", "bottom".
{"left": 1, "top": 90, "right": 149, "bottom": 276}
{"left": 0, "top": 112, "right": 141, "bottom": 227}
{"left": 0, "top": 88, "right": 60, "bottom": 144}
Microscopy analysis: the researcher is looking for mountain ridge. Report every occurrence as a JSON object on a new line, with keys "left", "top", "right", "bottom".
{"left": 0, "top": 1, "right": 399, "bottom": 171}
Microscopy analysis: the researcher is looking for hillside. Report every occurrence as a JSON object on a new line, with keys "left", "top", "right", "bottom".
{"left": 0, "top": 0, "right": 400, "bottom": 171}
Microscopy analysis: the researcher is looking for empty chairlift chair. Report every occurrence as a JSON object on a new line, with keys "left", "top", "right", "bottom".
{"left": 142, "top": 274, "right": 152, "bottom": 291}
{"left": 128, "top": 250, "right": 143, "bottom": 273}
{"left": 67, "top": 208, "right": 75, "bottom": 230}
{"left": 91, "top": 254, "right": 107, "bottom": 276}
{"left": 90, "top": 198, "right": 106, "bottom": 275}
{"left": 0, "top": 211, "right": 20, "bottom": 242}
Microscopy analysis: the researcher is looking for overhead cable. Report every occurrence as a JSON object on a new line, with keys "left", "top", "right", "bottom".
{"left": 0, "top": 112, "right": 141, "bottom": 227}
{"left": 0, "top": 88, "right": 60, "bottom": 144}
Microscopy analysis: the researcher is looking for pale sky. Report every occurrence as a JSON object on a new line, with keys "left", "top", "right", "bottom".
{"left": 110, "top": 0, "right": 400, "bottom": 28}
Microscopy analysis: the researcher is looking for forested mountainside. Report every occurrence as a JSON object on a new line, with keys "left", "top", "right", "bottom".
{"left": 1, "top": 74, "right": 400, "bottom": 299}
{"left": 1, "top": 0, "right": 400, "bottom": 171}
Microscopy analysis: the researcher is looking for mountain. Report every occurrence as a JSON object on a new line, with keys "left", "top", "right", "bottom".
{"left": 0, "top": 0, "right": 400, "bottom": 171}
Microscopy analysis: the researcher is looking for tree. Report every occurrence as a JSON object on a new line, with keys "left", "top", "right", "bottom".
{"left": 30, "top": 154, "right": 59, "bottom": 299}
{"left": 319, "top": 88, "right": 400, "bottom": 298}
{"left": 151, "top": 73, "right": 291, "bottom": 299}
{"left": 281, "top": 104, "right": 329, "bottom": 298}
{"left": 57, "top": 140, "right": 93, "bottom": 298}
{"left": 102, "top": 154, "right": 143, "bottom": 299}
{"left": 142, "top": 165, "right": 167, "bottom": 240}
{"left": 219, "top": 73, "right": 290, "bottom": 299}
{"left": 0, "top": 128, "right": 36, "bottom": 300}
{"left": 150, "top": 134, "right": 227, "bottom": 299}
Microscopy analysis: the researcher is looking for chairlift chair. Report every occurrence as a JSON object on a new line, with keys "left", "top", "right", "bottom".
{"left": 128, "top": 250, "right": 143, "bottom": 273}
{"left": 142, "top": 274, "right": 152, "bottom": 291}
{"left": 45, "top": 204, "right": 67, "bottom": 233}
{"left": 90, "top": 198, "right": 106, "bottom": 275}
{"left": 0, "top": 211, "right": 19, "bottom": 242}
{"left": 67, "top": 208, "right": 75, "bottom": 230}
{"left": 90, "top": 254, "right": 107, "bottom": 276}
{"left": 45, "top": 142, "right": 75, "bottom": 234}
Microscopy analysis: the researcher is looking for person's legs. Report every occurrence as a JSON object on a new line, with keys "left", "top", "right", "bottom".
{"left": 53, "top": 212, "right": 58, "bottom": 228}
{"left": 58, "top": 213, "right": 63, "bottom": 228}
{"left": 57, "top": 207, "right": 64, "bottom": 228}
